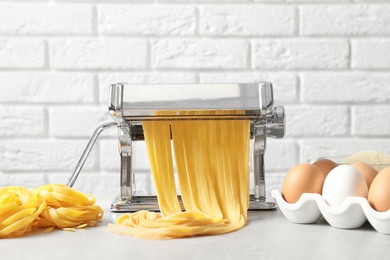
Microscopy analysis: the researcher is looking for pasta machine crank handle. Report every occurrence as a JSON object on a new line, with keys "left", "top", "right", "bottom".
{"left": 67, "top": 122, "right": 118, "bottom": 187}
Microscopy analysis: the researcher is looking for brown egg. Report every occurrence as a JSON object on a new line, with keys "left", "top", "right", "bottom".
{"left": 313, "top": 159, "right": 338, "bottom": 178}
{"left": 282, "top": 164, "right": 325, "bottom": 204}
{"left": 351, "top": 162, "right": 378, "bottom": 189}
{"left": 368, "top": 167, "right": 390, "bottom": 212}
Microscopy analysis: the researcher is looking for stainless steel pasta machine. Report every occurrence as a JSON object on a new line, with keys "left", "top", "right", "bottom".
{"left": 67, "top": 82, "right": 285, "bottom": 212}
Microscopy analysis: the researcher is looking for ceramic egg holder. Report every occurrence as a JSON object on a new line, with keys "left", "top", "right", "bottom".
{"left": 271, "top": 189, "right": 390, "bottom": 235}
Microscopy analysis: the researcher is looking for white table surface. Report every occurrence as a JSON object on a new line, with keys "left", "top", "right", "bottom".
{"left": 1, "top": 201, "right": 389, "bottom": 260}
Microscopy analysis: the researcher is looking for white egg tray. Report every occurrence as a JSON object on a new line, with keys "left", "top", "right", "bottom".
{"left": 271, "top": 189, "right": 390, "bottom": 234}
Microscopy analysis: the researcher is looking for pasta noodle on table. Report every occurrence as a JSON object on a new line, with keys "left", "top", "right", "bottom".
{"left": 0, "top": 184, "right": 103, "bottom": 238}
{"left": 108, "top": 110, "right": 251, "bottom": 239}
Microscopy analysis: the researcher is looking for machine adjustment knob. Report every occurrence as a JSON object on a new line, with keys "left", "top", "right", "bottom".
{"left": 266, "top": 106, "right": 285, "bottom": 139}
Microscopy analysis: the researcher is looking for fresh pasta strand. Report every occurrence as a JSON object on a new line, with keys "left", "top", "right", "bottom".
{"left": 108, "top": 110, "right": 251, "bottom": 239}
{"left": 142, "top": 111, "right": 182, "bottom": 216}
{"left": 0, "top": 184, "right": 103, "bottom": 238}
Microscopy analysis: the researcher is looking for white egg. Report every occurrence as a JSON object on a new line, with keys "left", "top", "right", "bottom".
{"left": 322, "top": 165, "right": 368, "bottom": 207}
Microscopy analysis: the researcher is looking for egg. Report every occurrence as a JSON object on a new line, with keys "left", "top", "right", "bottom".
{"left": 282, "top": 164, "right": 325, "bottom": 203}
{"left": 322, "top": 165, "right": 368, "bottom": 207}
{"left": 313, "top": 159, "right": 338, "bottom": 178}
{"left": 350, "top": 162, "right": 378, "bottom": 189}
{"left": 368, "top": 167, "right": 390, "bottom": 212}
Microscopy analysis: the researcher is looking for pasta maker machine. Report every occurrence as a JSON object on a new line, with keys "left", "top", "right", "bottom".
{"left": 67, "top": 82, "right": 285, "bottom": 212}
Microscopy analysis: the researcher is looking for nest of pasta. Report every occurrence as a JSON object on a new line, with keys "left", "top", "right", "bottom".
{"left": 0, "top": 184, "right": 103, "bottom": 238}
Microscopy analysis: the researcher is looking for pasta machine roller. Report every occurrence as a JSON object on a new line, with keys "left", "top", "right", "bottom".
{"left": 67, "top": 82, "right": 285, "bottom": 212}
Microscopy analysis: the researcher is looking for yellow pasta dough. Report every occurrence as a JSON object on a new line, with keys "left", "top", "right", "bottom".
{"left": 108, "top": 110, "right": 250, "bottom": 239}
{"left": 0, "top": 184, "right": 103, "bottom": 238}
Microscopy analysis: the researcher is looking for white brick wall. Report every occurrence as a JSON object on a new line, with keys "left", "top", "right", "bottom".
{"left": 352, "top": 39, "right": 390, "bottom": 69}
{"left": 98, "top": 5, "right": 196, "bottom": 35}
{"left": 152, "top": 39, "right": 249, "bottom": 69}
{"left": 0, "top": 3, "right": 93, "bottom": 35}
{"left": 0, "top": 39, "right": 45, "bottom": 68}
{"left": 301, "top": 5, "right": 390, "bottom": 36}
{"left": 1, "top": 1, "right": 390, "bottom": 202}
{"left": 199, "top": 5, "right": 296, "bottom": 36}
{"left": 252, "top": 39, "right": 349, "bottom": 69}
{"left": 50, "top": 39, "right": 148, "bottom": 69}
